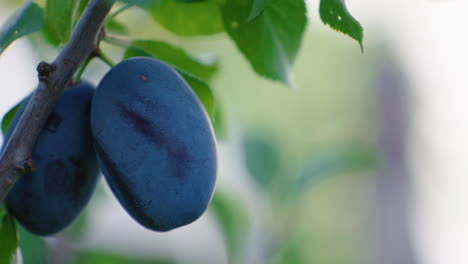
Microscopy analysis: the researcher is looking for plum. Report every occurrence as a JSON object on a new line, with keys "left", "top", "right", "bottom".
{"left": 91, "top": 57, "right": 217, "bottom": 231}
{"left": 4, "top": 81, "right": 99, "bottom": 236}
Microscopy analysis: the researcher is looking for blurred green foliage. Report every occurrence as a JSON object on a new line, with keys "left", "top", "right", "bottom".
{"left": 106, "top": 18, "right": 129, "bottom": 35}
{"left": 211, "top": 190, "right": 249, "bottom": 263}
{"left": 243, "top": 133, "right": 280, "bottom": 188}
{"left": 18, "top": 225, "right": 47, "bottom": 264}
{"left": 0, "top": 0, "right": 372, "bottom": 263}
{"left": 75, "top": 251, "right": 175, "bottom": 264}
{"left": 1, "top": 99, "right": 23, "bottom": 135}
{"left": 148, "top": 0, "right": 224, "bottom": 36}
{"left": 42, "top": 0, "right": 79, "bottom": 45}
{"left": 0, "top": 206, "right": 19, "bottom": 264}
{"left": 0, "top": 1, "right": 43, "bottom": 55}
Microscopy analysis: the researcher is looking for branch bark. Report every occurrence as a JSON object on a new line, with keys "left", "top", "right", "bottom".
{"left": 0, "top": 0, "right": 116, "bottom": 202}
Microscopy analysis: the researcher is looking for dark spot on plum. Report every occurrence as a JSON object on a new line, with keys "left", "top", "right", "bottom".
{"left": 44, "top": 160, "right": 68, "bottom": 195}
{"left": 117, "top": 102, "right": 159, "bottom": 143}
{"left": 116, "top": 102, "right": 191, "bottom": 178}
{"left": 5, "top": 82, "right": 98, "bottom": 236}
{"left": 44, "top": 112, "right": 63, "bottom": 133}
{"left": 68, "top": 156, "right": 82, "bottom": 169}
{"left": 85, "top": 101, "right": 92, "bottom": 117}
{"left": 55, "top": 159, "right": 65, "bottom": 168}
{"left": 93, "top": 139, "right": 155, "bottom": 225}
{"left": 134, "top": 94, "right": 164, "bottom": 115}
{"left": 68, "top": 169, "right": 88, "bottom": 204}
{"left": 43, "top": 159, "right": 87, "bottom": 200}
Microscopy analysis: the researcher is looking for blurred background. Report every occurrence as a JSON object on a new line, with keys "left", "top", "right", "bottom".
{"left": 1, "top": 0, "right": 468, "bottom": 263}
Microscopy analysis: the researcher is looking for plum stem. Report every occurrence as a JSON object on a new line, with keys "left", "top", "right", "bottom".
{"left": 0, "top": 0, "right": 117, "bottom": 202}
{"left": 103, "top": 34, "right": 132, "bottom": 48}
{"left": 96, "top": 49, "right": 116, "bottom": 67}
{"left": 73, "top": 55, "right": 94, "bottom": 84}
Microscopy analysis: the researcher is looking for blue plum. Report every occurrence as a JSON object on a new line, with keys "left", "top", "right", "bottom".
{"left": 4, "top": 81, "right": 99, "bottom": 236}
{"left": 91, "top": 57, "right": 217, "bottom": 231}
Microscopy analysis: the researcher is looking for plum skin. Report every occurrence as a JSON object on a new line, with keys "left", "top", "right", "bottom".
{"left": 4, "top": 81, "right": 99, "bottom": 236}
{"left": 91, "top": 57, "right": 217, "bottom": 232}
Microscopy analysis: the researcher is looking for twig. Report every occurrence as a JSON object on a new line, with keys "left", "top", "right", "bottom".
{"left": 73, "top": 54, "right": 95, "bottom": 84}
{"left": 95, "top": 49, "right": 116, "bottom": 67}
{"left": 0, "top": 0, "right": 116, "bottom": 202}
{"left": 104, "top": 34, "right": 132, "bottom": 48}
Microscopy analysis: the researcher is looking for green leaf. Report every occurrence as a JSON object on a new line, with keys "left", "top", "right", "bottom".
{"left": 1, "top": 100, "right": 24, "bottom": 135}
{"left": 148, "top": 0, "right": 224, "bottom": 36}
{"left": 75, "top": 250, "right": 175, "bottom": 264}
{"left": 174, "top": 0, "right": 206, "bottom": 2}
{"left": 319, "top": 0, "right": 363, "bottom": 51}
{"left": 17, "top": 225, "right": 47, "bottom": 264}
{"left": 290, "top": 142, "right": 375, "bottom": 198}
{"left": 269, "top": 238, "right": 306, "bottom": 264}
{"left": 243, "top": 133, "right": 279, "bottom": 187}
{"left": 178, "top": 72, "right": 215, "bottom": 120}
{"left": 43, "top": 0, "right": 80, "bottom": 46}
{"left": 77, "top": 0, "right": 91, "bottom": 14}
{"left": 106, "top": 19, "right": 129, "bottom": 35}
{"left": 74, "top": 0, "right": 91, "bottom": 27}
{"left": 248, "top": 0, "right": 267, "bottom": 21}
{"left": 124, "top": 43, "right": 216, "bottom": 120}
{"left": 122, "top": 0, "right": 155, "bottom": 7}
{"left": 210, "top": 190, "right": 249, "bottom": 263}
{"left": 218, "top": 0, "right": 307, "bottom": 87}
{"left": 124, "top": 40, "right": 218, "bottom": 81}
{"left": 0, "top": 207, "right": 19, "bottom": 264}
{"left": 213, "top": 103, "right": 228, "bottom": 140}
{"left": 0, "top": 2, "right": 44, "bottom": 55}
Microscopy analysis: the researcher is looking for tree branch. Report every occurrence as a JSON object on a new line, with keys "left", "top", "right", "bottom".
{"left": 0, "top": 0, "right": 116, "bottom": 202}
